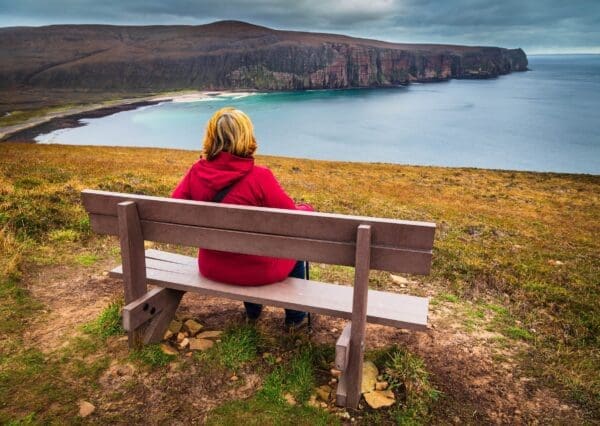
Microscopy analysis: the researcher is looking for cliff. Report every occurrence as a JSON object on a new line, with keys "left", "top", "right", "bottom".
{"left": 0, "top": 21, "right": 528, "bottom": 94}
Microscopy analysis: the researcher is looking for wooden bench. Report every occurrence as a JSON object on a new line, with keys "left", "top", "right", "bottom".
{"left": 81, "top": 189, "right": 435, "bottom": 408}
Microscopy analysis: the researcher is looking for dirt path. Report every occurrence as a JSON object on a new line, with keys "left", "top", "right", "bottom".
{"left": 23, "top": 261, "right": 586, "bottom": 424}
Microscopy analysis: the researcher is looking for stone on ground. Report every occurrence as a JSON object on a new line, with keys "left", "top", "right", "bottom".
{"left": 315, "top": 384, "right": 332, "bottom": 402}
{"left": 364, "top": 389, "right": 396, "bottom": 409}
{"left": 168, "top": 319, "right": 182, "bottom": 334}
{"left": 361, "top": 360, "right": 378, "bottom": 394}
{"left": 178, "top": 337, "right": 190, "bottom": 349}
{"left": 330, "top": 368, "right": 342, "bottom": 378}
{"left": 375, "top": 381, "right": 389, "bottom": 390}
{"left": 195, "top": 330, "right": 223, "bottom": 340}
{"left": 183, "top": 319, "right": 203, "bottom": 336}
{"left": 160, "top": 343, "right": 178, "bottom": 356}
{"left": 78, "top": 400, "right": 95, "bottom": 417}
{"left": 283, "top": 392, "right": 296, "bottom": 405}
{"left": 163, "top": 330, "right": 174, "bottom": 341}
{"left": 189, "top": 338, "right": 214, "bottom": 351}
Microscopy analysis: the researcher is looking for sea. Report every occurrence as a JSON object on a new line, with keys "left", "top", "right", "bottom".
{"left": 36, "top": 55, "right": 600, "bottom": 175}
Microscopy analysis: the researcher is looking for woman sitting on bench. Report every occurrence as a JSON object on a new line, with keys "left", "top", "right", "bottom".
{"left": 172, "top": 107, "right": 312, "bottom": 330}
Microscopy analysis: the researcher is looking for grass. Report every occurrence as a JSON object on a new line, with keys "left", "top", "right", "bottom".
{"left": 369, "top": 346, "right": 441, "bottom": 425}
{"left": 82, "top": 299, "right": 125, "bottom": 338}
{"left": 0, "top": 143, "right": 598, "bottom": 421}
{"left": 211, "top": 324, "right": 260, "bottom": 371}
{"left": 130, "top": 344, "right": 175, "bottom": 368}
{"left": 206, "top": 345, "right": 337, "bottom": 425}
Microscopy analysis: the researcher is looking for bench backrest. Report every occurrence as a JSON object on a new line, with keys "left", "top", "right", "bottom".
{"left": 82, "top": 189, "right": 435, "bottom": 274}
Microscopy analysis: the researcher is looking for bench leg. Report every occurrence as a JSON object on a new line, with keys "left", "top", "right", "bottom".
{"left": 344, "top": 224, "right": 372, "bottom": 408}
{"left": 335, "top": 323, "right": 351, "bottom": 406}
{"left": 117, "top": 201, "right": 148, "bottom": 348}
{"left": 123, "top": 287, "right": 184, "bottom": 346}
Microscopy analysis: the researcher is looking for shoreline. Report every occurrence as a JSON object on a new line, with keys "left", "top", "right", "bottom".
{"left": 0, "top": 90, "right": 240, "bottom": 142}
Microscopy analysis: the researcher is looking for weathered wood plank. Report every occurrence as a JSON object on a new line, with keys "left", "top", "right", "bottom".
{"left": 336, "top": 373, "right": 348, "bottom": 407}
{"left": 345, "top": 224, "right": 372, "bottom": 408}
{"left": 122, "top": 287, "right": 170, "bottom": 331}
{"left": 109, "top": 251, "right": 429, "bottom": 330}
{"left": 82, "top": 190, "right": 436, "bottom": 250}
{"left": 90, "top": 214, "right": 433, "bottom": 274}
{"left": 117, "top": 201, "right": 147, "bottom": 348}
{"left": 142, "top": 288, "right": 184, "bottom": 344}
{"left": 335, "top": 323, "right": 352, "bottom": 371}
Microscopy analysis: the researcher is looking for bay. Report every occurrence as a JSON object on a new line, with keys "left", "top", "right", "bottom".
{"left": 37, "top": 55, "right": 600, "bottom": 174}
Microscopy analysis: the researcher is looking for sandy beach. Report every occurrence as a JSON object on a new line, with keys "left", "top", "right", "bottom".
{"left": 0, "top": 90, "right": 247, "bottom": 142}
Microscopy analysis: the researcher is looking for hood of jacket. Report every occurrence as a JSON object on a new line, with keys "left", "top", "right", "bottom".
{"left": 189, "top": 152, "right": 254, "bottom": 191}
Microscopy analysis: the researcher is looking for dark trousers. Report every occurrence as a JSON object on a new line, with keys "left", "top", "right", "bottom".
{"left": 244, "top": 261, "right": 308, "bottom": 324}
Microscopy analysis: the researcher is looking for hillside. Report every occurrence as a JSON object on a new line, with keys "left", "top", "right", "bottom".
{"left": 1, "top": 143, "right": 598, "bottom": 423}
{"left": 0, "top": 21, "right": 527, "bottom": 111}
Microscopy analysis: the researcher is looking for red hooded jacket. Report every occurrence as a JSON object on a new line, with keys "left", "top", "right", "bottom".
{"left": 171, "top": 152, "right": 313, "bottom": 285}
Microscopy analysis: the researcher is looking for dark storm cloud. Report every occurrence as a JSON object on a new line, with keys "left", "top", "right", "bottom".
{"left": 0, "top": 0, "right": 598, "bottom": 53}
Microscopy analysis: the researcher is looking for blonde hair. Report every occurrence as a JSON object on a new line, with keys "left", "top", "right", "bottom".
{"left": 202, "top": 107, "right": 257, "bottom": 160}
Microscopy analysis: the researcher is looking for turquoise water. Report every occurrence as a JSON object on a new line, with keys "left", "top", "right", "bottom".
{"left": 37, "top": 55, "right": 600, "bottom": 174}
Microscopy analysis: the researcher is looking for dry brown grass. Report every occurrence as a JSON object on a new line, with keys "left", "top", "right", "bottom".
{"left": 0, "top": 142, "right": 599, "bottom": 422}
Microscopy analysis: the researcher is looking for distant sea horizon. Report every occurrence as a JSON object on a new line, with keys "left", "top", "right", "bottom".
{"left": 36, "top": 54, "right": 600, "bottom": 175}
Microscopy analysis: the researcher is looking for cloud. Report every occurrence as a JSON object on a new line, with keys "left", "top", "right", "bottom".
{"left": 0, "top": 0, "right": 598, "bottom": 53}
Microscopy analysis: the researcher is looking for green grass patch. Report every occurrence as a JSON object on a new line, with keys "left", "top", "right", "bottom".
{"left": 371, "top": 346, "right": 441, "bottom": 424}
{"left": 260, "top": 348, "right": 315, "bottom": 404}
{"left": 130, "top": 343, "right": 176, "bottom": 368}
{"left": 435, "top": 293, "right": 460, "bottom": 303}
{"left": 75, "top": 253, "right": 99, "bottom": 266}
{"left": 207, "top": 346, "right": 336, "bottom": 425}
{"left": 504, "top": 326, "right": 534, "bottom": 341}
{"left": 205, "top": 396, "right": 337, "bottom": 426}
{"left": 207, "top": 324, "right": 260, "bottom": 371}
{"left": 48, "top": 229, "right": 80, "bottom": 243}
{"left": 82, "top": 300, "right": 125, "bottom": 338}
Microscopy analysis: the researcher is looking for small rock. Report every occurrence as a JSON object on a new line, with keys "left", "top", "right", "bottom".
{"left": 364, "top": 389, "right": 395, "bottom": 409}
{"left": 160, "top": 343, "right": 178, "bottom": 356}
{"left": 178, "top": 338, "right": 190, "bottom": 349}
{"left": 168, "top": 319, "right": 182, "bottom": 334}
{"left": 307, "top": 395, "right": 319, "bottom": 408}
{"left": 183, "top": 319, "right": 204, "bottom": 336}
{"left": 361, "top": 361, "right": 379, "bottom": 394}
{"left": 182, "top": 331, "right": 189, "bottom": 338}
{"left": 329, "top": 378, "right": 338, "bottom": 385}
{"left": 337, "top": 411, "right": 351, "bottom": 419}
{"left": 390, "top": 274, "right": 410, "bottom": 285}
{"left": 315, "top": 385, "right": 332, "bottom": 402}
{"left": 78, "top": 400, "right": 95, "bottom": 417}
{"left": 176, "top": 332, "right": 186, "bottom": 343}
{"left": 230, "top": 375, "right": 239, "bottom": 382}
{"left": 283, "top": 392, "right": 296, "bottom": 405}
{"left": 548, "top": 259, "right": 565, "bottom": 266}
{"left": 262, "top": 352, "right": 272, "bottom": 359}
{"left": 330, "top": 368, "right": 342, "bottom": 378}
{"left": 189, "top": 338, "right": 214, "bottom": 351}
{"left": 330, "top": 328, "right": 338, "bottom": 333}
{"left": 320, "top": 402, "right": 328, "bottom": 408}
{"left": 375, "top": 381, "right": 389, "bottom": 391}
{"left": 275, "top": 356, "right": 282, "bottom": 363}
{"left": 195, "top": 330, "right": 223, "bottom": 340}
{"left": 163, "top": 330, "right": 174, "bottom": 341}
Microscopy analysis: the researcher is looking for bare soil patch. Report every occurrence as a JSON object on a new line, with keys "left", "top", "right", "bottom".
{"left": 20, "top": 259, "right": 587, "bottom": 424}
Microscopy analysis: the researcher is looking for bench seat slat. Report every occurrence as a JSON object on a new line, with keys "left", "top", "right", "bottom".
{"left": 91, "top": 214, "right": 433, "bottom": 275}
{"left": 110, "top": 250, "right": 428, "bottom": 330}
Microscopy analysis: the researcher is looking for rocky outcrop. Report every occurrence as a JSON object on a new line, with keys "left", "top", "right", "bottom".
{"left": 0, "top": 21, "right": 528, "bottom": 94}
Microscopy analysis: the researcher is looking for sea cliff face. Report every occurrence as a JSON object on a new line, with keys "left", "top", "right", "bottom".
{"left": 0, "top": 21, "right": 528, "bottom": 94}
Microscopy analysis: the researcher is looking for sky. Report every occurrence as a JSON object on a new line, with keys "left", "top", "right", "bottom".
{"left": 1, "top": 0, "right": 599, "bottom": 54}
